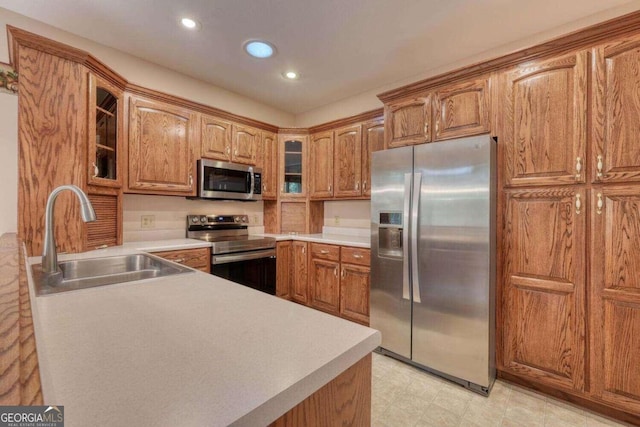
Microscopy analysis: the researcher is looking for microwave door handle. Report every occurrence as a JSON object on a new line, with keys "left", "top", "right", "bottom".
{"left": 249, "top": 169, "right": 255, "bottom": 198}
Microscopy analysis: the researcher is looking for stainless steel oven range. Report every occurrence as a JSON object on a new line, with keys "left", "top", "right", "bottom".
{"left": 187, "top": 215, "right": 276, "bottom": 295}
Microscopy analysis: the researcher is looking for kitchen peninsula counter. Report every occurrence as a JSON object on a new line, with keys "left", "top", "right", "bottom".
{"left": 24, "top": 243, "right": 380, "bottom": 426}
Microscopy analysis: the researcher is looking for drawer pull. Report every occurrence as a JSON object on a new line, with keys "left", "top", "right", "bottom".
{"left": 173, "top": 258, "right": 185, "bottom": 263}
{"left": 320, "top": 250, "right": 329, "bottom": 254}
{"left": 334, "top": 267, "right": 337, "bottom": 277}
{"left": 341, "top": 268, "right": 345, "bottom": 278}
{"left": 353, "top": 254, "right": 363, "bottom": 259}
{"left": 363, "top": 181, "right": 367, "bottom": 191}
{"left": 302, "top": 246, "right": 306, "bottom": 254}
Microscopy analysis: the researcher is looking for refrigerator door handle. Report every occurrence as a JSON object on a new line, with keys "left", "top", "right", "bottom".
{"left": 402, "top": 173, "right": 412, "bottom": 301}
{"left": 411, "top": 172, "right": 422, "bottom": 303}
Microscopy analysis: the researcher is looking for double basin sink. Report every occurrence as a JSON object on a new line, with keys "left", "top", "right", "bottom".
{"left": 32, "top": 253, "right": 194, "bottom": 295}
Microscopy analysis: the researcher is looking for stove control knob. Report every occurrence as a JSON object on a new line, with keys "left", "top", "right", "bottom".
{"left": 200, "top": 216, "right": 208, "bottom": 224}
{"left": 191, "top": 216, "right": 199, "bottom": 223}
{"left": 234, "top": 216, "right": 241, "bottom": 223}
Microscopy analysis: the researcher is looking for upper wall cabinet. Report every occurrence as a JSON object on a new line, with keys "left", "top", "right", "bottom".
{"left": 201, "top": 115, "right": 232, "bottom": 161}
{"left": 592, "top": 35, "right": 640, "bottom": 184}
{"left": 385, "top": 95, "right": 432, "bottom": 148}
{"left": 232, "top": 124, "right": 259, "bottom": 165}
{"left": 503, "top": 51, "right": 588, "bottom": 187}
{"left": 88, "top": 74, "right": 123, "bottom": 188}
{"left": 361, "top": 119, "right": 385, "bottom": 197}
{"left": 279, "top": 135, "right": 308, "bottom": 198}
{"left": 309, "top": 131, "right": 334, "bottom": 199}
{"left": 259, "top": 131, "right": 278, "bottom": 200}
{"left": 127, "top": 96, "right": 197, "bottom": 195}
{"left": 433, "top": 77, "right": 490, "bottom": 141}
{"left": 334, "top": 124, "right": 362, "bottom": 198}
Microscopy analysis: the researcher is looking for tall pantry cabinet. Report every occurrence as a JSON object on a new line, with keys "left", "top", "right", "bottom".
{"left": 500, "top": 32, "right": 640, "bottom": 417}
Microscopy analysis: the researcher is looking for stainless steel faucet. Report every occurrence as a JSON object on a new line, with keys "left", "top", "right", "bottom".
{"left": 42, "top": 185, "right": 97, "bottom": 275}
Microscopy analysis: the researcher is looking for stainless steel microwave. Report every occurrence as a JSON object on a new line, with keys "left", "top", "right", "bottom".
{"left": 196, "top": 159, "right": 262, "bottom": 201}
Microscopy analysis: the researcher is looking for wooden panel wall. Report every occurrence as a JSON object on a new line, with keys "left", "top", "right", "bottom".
{"left": 17, "top": 45, "right": 88, "bottom": 256}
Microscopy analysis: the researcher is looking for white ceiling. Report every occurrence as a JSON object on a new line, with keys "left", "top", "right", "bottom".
{"left": 0, "top": 0, "right": 636, "bottom": 114}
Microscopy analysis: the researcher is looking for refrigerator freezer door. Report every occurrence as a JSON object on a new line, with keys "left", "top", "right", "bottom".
{"left": 371, "top": 145, "right": 414, "bottom": 359}
{"left": 412, "top": 135, "right": 495, "bottom": 388}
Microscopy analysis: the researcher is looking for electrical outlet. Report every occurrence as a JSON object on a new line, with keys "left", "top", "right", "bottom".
{"left": 141, "top": 215, "right": 155, "bottom": 229}
{"left": 253, "top": 214, "right": 259, "bottom": 224}
{"left": 334, "top": 216, "right": 340, "bottom": 225}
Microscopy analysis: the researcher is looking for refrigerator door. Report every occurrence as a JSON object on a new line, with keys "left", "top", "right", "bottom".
{"left": 370, "top": 145, "right": 414, "bottom": 359}
{"left": 412, "top": 134, "right": 495, "bottom": 388}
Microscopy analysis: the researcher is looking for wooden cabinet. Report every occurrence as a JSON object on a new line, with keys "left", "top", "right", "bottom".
{"left": 592, "top": 36, "right": 640, "bottom": 184}
{"left": 127, "top": 97, "right": 197, "bottom": 195}
{"left": 503, "top": 51, "right": 588, "bottom": 187}
{"left": 201, "top": 118, "right": 259, "bottom": 166}
{"left": 334, "top": 125, "right": 362, "bottom": 198}
{"left": 291, "top": 241, "right": 309, "bottom": 304}
{"left": 309, "top": 243, "right": 341, "bottom": 315}
{"left": 384, "top": 95, "right": 432, "bottom": 148}
{"left": 339, "top": 247, "right": 370, "bottom": 325}
{"left": 88, "top": 74, "right": 123, "bottom": 188}
{"left": 276, "top": 241, "right": 292, "bottom": 299}
{"left": 279, "top": 135, "right": 308, "bottom": 198}
{"left": 201, "top": 115, "right": 232, "bottom": 161}
{"left": 590, "top": 186, "right": 640, "bottom": 413}
{"left": 85, "top": 187, "right": 122, "bottom": 250}
{"left": 433, "top": 77, "right": 490, "bottom": 141}
{"left": 232, "top": 124, "right": 259, "bottom": 165}
{"left": 361, "top": 119, "right": 385, "bottom": 197}
{"left": 260, "top": 131, "right": 278, "bottom": 200}
{"left": 153, "top": 247, "right": 211, "bottom": 273}
{"left": 502, "top": 188, "right": 586, "bottom": 392}
{"left": 309, "top": 132, "right": 334, "bottom": 198}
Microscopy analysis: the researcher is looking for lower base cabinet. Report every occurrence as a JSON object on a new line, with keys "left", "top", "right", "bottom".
{"left": 276, "top": 241, "right": 370, "bottom": 325}
{"left": 152, "top": 247, "right": 211, "bottom": 273}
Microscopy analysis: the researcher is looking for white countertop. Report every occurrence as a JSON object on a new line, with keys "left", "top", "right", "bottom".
{"left": 27, "top": 246, "right": 380, "bottom": 427}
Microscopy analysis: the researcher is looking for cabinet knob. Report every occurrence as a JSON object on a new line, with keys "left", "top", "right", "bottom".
{"left": 596, "top": 193, "right": 604, "bottom": 215}
{"left": 341, "top": 268, "right": 345, "bottom": 278}
{"left": 355, "top": 182, "right": 360, "bottom": 191}
{"left": 328, "top": 183, "right": 332, "bottom": 193}
{"left": 334, "top": 267, "right": 338, "bottom": 277}
{"left": 92, "top": 162, "right": 99, "bottom": 178}
{"left": 263, "top": 183, "right": 266, "bottom": 191}
{"left": 363, "top": 181, "right": 367, "bottom": 191}
{"left": 302, "top": 246, "right": 306, "bottom": 254}
{"left": 575, "top": 157, "right": 582, "bottom": 180}
{"left": 575, "top": 194, "right": 582, "bottom": 215}
{"left": 189, "top": 173, "right": 193, "bottom": 187}
{"left": 226, "top": 146, "right": 230, "bottom": 154}
{"left": 596, "top": 155, "right": 604, "bottom": 180}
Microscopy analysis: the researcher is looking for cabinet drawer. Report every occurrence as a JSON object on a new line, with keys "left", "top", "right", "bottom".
{"left": 310, "top": 243, "right": 340, "bottom": 261}
{"left": 153, "top": 247, "right": 210, "bottom": 270}
{"left": 340, "top": 247, "right": 370, "bottom": 266}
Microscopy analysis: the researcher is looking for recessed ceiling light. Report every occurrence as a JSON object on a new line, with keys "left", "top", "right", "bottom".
{"left": 283, "top": 71, "right": 299, "bottom": 80}
{"left": 181, "top": 17, "right": 199, "bottom": 29}
{"left": 244, "top": 40, "right": 275, "bottom": 59}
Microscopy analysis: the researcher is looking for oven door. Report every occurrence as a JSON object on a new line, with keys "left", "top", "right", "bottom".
{"left": 198, "top": 159, "right": 261, "bottom": 201}
{"left": 211, "top": 249, "right": 276, "bottom": 295}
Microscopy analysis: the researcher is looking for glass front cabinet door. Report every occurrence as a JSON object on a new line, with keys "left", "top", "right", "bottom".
{"left": 279, "top": 135, "right": 308, "bottom": 197}
{"left": 88, "top": 74, "right": 123, "bottom": 187}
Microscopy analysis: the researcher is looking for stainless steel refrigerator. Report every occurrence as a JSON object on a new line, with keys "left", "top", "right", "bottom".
{"left": 370, "top": 134, "right": 496, "bottom": 394}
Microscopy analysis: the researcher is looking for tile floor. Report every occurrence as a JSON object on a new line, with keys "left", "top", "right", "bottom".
{"left": 371, "top": 353, "right": 632, "bottom": 427}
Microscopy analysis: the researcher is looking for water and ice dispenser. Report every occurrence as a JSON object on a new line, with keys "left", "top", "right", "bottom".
{"left": 377, "top": 212, "right": 404, "bottom": 259}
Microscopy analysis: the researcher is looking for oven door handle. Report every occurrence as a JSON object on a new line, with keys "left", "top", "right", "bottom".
{"left": 212, "top": 249, "right": 276, "bottom": 265}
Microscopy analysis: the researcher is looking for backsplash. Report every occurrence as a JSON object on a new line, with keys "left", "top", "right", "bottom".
{"left": 323, "top": 200, "right": 370, "bottom": 229}
{"left": 123, "top": 194, "right": 264, "bottom": 242}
